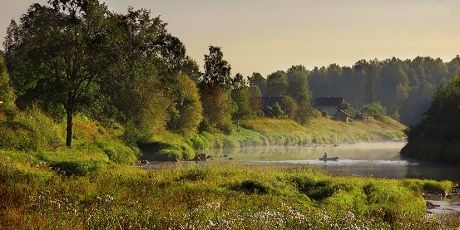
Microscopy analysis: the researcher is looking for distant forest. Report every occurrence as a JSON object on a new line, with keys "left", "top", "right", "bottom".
{"left": 252, "top": 56, "right": 460, "bottom": 126}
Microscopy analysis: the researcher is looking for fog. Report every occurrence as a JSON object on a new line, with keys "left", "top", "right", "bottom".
{"left": 192, "top": 141, "right": 460, "bottom": 183}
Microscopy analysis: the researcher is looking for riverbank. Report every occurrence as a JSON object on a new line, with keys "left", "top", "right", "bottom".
{"left": 1, "top": 156, "right": 457, "bottom": 229}
{"left": 144, "top": 116, "right": 407, "bottom": 161}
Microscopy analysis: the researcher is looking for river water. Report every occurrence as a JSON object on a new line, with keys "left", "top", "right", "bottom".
{"left": 200, "top": 141, "right": 460, "bottom": 183}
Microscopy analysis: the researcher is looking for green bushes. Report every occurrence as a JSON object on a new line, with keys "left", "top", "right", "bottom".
{"left": 0, "top": 108, "right": 63, "bottom": 152}
{"left": 50, "top": 160, "right": 107, "bottom": 177}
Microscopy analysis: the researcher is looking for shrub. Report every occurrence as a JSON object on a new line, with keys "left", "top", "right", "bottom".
{"left": 237, "top": 179, "right": 271, "bottom": 194}
{"left": 50, "top": 160, "right": 106, "bottom": 177}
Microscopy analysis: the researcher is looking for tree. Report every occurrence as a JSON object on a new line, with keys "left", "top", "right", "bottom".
{"left": 199, "top": 82, "right": 234, "bottom": 127}
{"left": 0, "top": 54, "right": 17, "bottom": 119}
{"left": 248, "top": 86, "right": 264, "bottom": 117}
{"left": 287, "top": 65, "right": 311, "bottom": 101}
{"left": 202, "top": 46, "right": 232, "bottom": 89}
{"left": 168, "top": 74, "right": 203, "bottom": 135}
{"left": 280, "top": 96, "right": 297, "bottom": 119}
{"left": 365, "top": 60, "right": 381, "bottom": 104}
{"left": 231, "top": 73, "right": 253, "bottom": 120}
{"left": 248, "top": 72, "right": 267, "bottom": 96}
{"left": 272, "top": 102, "right": 283, "bottom": 118}
{"left": 4, "top": 0, "right": 116, "bottom": 148}
{"left": 266, "top": 70, "right": 288, "bottom": 97}
{"left": 199, "top": 46, "right": 234, "bottom": 130}
{"left": 402, "top": 75, "right": 460, "bottom": 164}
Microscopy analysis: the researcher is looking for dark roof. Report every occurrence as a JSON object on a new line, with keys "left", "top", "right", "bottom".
{"left": 261, "top": 96, "right": 284, "bottom": 107}
{"left": 334, "top": 110, "right": 352, "bottom": 117}
{"left": 314, "top": 97, "right": 344, "bottom": 107}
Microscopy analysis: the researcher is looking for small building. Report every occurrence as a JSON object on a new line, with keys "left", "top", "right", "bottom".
{"left": 354, "top": 113, "right": 369, "bottom": 121}
{"left": 314, "top": 97, "right": 344, "bottom": 115}
{"left": 333, "top": 110, "right": 353, "bottom": 122}
{"left": 260, "top": 96, "right": 284, "bottom": 117}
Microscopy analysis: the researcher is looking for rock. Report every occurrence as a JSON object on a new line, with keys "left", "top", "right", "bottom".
{"left": 426, "top": 201, "right": 440, "bottom": 209}
{"left": 424, "top": 188, "right": 447, "bottom": 198}
{"left": 194, "top": 154, "right": 207, "bottom": 161}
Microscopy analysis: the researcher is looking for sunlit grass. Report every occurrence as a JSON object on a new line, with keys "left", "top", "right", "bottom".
{"left": 1, "top": 154, "right": 457, "bottom": 229}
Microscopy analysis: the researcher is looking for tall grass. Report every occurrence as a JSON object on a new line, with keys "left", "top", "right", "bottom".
{"left": 1, "top": 155, "right": 457, "bottom": 229}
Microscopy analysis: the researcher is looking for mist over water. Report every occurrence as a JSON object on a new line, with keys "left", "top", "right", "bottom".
{"left": 201, "top": 141, "right": 460, "bottom": 183}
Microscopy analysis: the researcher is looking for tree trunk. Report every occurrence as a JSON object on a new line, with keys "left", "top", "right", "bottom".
{"left": 66, "top": 107, "right": 73, "bottom": 148}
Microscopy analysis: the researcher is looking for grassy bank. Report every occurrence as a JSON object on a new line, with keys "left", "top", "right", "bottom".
{"left": 0, "top": 107, "right": 406, "bottom": 163}
{"left": 144, "top": 116, "right": 407, "bottom": 161}
{"left": 0, "top": 152, "right": 457, "bottom": 229}
{"left": 2, "top": 109, "right": 458, "bottom": 229}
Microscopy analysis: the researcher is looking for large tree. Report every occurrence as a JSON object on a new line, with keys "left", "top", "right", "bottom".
{"left": 202, "top": 46, "right": 232, "bottom": 89}
{"left": 266, "top": 70, "right": 288, "bottom": 97}
{"left": 4, "top": 0, "right": 115, "bottom": 148}
{"left": 199, "top": 46, "right": 234, "bottom": 130}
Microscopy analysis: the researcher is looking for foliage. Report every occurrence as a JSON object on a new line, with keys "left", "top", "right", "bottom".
{"left": 266, "top": 70, "right": 288, "bottom": 97}
{"left": 247, "top": 85, "right": 264, "bottom": 117}
{"left": 199, "top": 82, "right": 234, "bottom": 129}
{"left": 272, "top": 102, "right": 283, "bottom": 119}
{"left": 0, "top": 54, "right": 17, "bottom": 120}
{"left": 248, "top": 72, "right": 267, "bottom": 96}
{"left": 168, "top": 74, "right": 203, "bottom": 135}
{"left": 0, "top": 107, "right": 63, "bottom": 152}
{"left": 202, "top": 46, "right": 232, "bottom": 89}
{"left": 231, "top": 74, "right": 254, "bottom": 120}
{"left": 280, "top": 96, "right": 297, "bottom": 119}
{"left": 309, "top": 56, "right": 456, "bottom": 126}
{"left": 365, "top": 101, "right": 387, "bottom": 120}
{"left": 402, "top": 75, "right": 460, "bottom": 165}
{"left": 4, "top": 0, "right": 118, "bottom": 147}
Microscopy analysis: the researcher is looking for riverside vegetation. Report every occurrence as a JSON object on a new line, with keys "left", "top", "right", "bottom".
{"left": 1, "top": 108, "right": 460, "bottom": 229}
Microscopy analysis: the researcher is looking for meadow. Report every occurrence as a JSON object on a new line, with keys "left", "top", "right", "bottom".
{"left": 1, "top": 153, "right": 459, "bottom": 229}
{"left": 2, "top": 109, "right": 459, "bottom": 229}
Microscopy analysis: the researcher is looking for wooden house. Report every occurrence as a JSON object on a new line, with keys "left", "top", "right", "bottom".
{"left": 314, "top": 97, "right": 344, "bottom": 115}
{"left": 354, "top": 113, "right": 369, "bottom": 121}
{"left": 333, "top": 110, "right": 353, "bottom": 122}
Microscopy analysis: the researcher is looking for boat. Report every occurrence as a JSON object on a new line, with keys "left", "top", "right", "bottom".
{"left": 319, "top": 157, "right": 339, "bottom": 161}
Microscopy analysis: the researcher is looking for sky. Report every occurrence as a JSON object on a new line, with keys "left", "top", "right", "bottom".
{"left": 1, "top": 0, "right": 459, "bottom": 77}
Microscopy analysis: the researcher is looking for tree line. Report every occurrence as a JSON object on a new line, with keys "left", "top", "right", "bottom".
{"left": 307, "top": 56, "right": 460, "bottom": 125}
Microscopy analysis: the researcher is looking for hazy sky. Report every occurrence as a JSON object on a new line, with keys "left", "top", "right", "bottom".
{"left": 1, "top": 0, "right": 459, "bottom": 77}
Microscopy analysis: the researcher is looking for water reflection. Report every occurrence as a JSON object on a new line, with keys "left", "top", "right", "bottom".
{"left": 199, "top": 142, "right": 460, "bottom": 183}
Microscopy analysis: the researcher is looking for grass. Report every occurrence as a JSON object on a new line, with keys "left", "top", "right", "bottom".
{"left": 0, "top": 156, "right": 458, "bottom": 229}
{"left": 0, "top": 107, "right": 449, "bottom": 229}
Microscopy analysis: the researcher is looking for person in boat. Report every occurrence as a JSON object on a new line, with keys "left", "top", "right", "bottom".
{"left": 323, "top": 152, "right": 327, "bottom": 158}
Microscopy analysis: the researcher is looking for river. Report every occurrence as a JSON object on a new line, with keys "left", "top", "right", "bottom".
{"left": 199, "top": 141, "right": 460, "bottom": 183}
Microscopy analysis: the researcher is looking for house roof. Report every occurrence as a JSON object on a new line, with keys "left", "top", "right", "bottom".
{"left": 334, "top": 110, "right": 353, "bottom": 117}
{"left": 314, "top": 97, "right": 344, "bottom": 107}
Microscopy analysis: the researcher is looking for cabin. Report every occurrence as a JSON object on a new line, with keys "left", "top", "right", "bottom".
{"left": 354, "top": 113, "right": 369, "bottom": 121}
{"left": 260, "top": 96, "right": 284, "bottom": 117}
{"left": 314, "top": 97, "right": 344, "bottom": 115}
{"left": 333, "top": 110, "right": 353, "bottom": 122}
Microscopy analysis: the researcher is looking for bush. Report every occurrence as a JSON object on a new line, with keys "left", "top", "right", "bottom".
{"left": 50, "top": 160, "right": 106, "bottom": 177}
{"left": 218, "top": 122, "right": 234, "bottom": 135}
{"left": 237, "top": 179, "right": 271, "bottom": 194}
